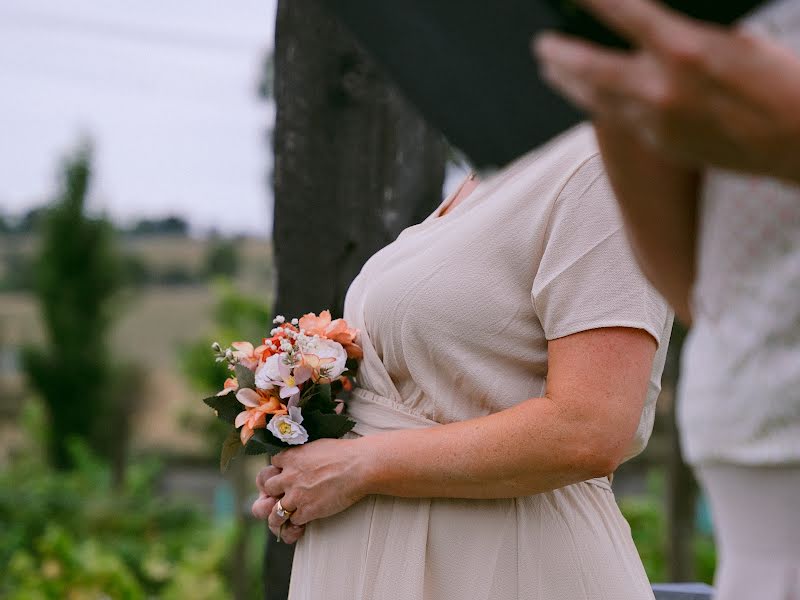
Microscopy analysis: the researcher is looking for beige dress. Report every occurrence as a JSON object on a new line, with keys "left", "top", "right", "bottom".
{"left": 288, "top": 125, "right": 673, "bottom": 600}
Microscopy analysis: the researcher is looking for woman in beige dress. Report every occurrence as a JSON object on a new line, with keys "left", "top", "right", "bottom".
{"left": 252, "top": 124, "right": 673, "bottom": 600}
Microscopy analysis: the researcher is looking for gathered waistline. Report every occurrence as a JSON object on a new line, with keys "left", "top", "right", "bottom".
{"left": 347, "top": 388, "right": 439, "bottom": 437}
{"left": 346, "top": 387, "right": 612, "bottom": 493}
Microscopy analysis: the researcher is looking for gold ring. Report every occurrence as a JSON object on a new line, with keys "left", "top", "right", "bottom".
{"left": 275, "top": 499, "right": 295, "bottom": 519}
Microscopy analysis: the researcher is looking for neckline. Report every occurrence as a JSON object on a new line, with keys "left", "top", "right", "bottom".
{"left": 423, "top": 172, "right": 481, "bottom": 227}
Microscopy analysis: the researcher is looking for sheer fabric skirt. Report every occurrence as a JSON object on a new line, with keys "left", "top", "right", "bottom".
{"left": 287, "top": 477, "right": 655, "bottom": 600}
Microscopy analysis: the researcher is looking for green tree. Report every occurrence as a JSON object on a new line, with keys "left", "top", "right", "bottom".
{"left": 204, "top": 239, "right": 240, "bottom": 280}
{"left": 22, "top": 143, "right": 124, "bottom": 470}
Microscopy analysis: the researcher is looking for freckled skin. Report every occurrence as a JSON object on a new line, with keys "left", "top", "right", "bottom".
{"left": 252, "top": 326, "right": 657, "bottom": 543}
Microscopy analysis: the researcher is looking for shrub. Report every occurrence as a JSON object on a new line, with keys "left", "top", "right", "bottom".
{"left": 618, "top": 471, "right": 716, "bottom": 584}
{"left": 0, "top": 442, "right": 236, "bottom": 599}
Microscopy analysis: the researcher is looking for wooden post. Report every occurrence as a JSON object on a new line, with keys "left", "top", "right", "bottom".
{"left": 265, "top": 1, "right": 447, "bottom": 597}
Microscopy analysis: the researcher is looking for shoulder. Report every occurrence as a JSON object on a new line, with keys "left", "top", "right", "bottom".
{"left": 506, "top": 122, "right": 601, "bottom": 185}
{"left": 478, "top": 123, "right": 606, "bottom": 221}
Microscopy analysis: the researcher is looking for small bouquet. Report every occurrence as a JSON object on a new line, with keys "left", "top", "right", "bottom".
{"left": 203, "top": 311, "right": 362, "bottom": 472}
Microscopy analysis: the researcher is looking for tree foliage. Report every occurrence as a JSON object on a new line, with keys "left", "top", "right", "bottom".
{"left": 204, "top": 239, "right": 240, "bottom": 279}
{"left": 22, "top": 142, "right": 125, "bottom": 469}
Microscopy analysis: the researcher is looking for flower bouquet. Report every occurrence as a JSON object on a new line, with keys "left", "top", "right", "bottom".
{"left": 203, "top": 311, "right": 362, "bottom": 472}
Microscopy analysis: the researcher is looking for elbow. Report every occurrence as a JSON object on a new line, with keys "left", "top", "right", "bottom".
{"left": 571, "top": 435, "right": 631, "bottom": 480}
{"left": 584, "top": 451, "right": 625, "bottom": 480}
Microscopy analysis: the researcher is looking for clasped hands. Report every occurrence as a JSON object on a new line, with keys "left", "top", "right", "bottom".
{"left": 251, "top": 437, "right": 371, "bottom": 544}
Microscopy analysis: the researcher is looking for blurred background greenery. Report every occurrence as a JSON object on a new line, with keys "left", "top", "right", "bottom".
{"left": 0, "top": 146, "right": 275, "bottom": 598}
{"left": 0, "top": 1, "right": 716, "bottom": 598}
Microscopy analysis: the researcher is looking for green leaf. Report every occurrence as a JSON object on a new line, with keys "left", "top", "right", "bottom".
{"left": 303, "top": 383, "right": 337, "bottom": 413}
{"left": 234, "top": 364, "right": 256, "bottom": 390}
{"left": 302, "top": 410, "right": 355, "bottom": 440}
{"left": 220, "top": 429, "right": 244, "bottom": 473}
{"left": 203, "top": 393, "right": 244, "bottom": 425}
{"left": 243, "top": 428, "right": 288, "bottom": 457}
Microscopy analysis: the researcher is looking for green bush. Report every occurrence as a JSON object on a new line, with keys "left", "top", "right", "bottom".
{"left": 620, "top": 491, "right": 668, "bottom": 582}
{"left": 619, "top": 472, "right": 716, "bottom": 584}
{"left": 0, "top": 442, "right": 236, "bottom": 599}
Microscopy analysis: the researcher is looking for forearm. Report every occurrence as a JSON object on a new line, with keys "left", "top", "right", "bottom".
{"left": 357, "top": 394, "right": 629, "bottom": 500}
{"left": 594, "top": 122, "right": 699, "bottom": 324}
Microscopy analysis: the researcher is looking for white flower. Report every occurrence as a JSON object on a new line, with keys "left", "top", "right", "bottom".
{"left": 267, "top": 406, "right": 308, "bottom": 445}
{"left": 302, "top": 338, "right": 347, "bottom": 380}
{"left": 291, "top": 318, "right": 299, "bottom": 325}
{"left": 256, "top": 354, "right": 283, "bottom": 389}
{"left": 273, "top": 315, "right": 286, "bottom": 324}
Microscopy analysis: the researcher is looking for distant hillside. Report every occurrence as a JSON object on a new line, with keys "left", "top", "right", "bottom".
{"left": 0, "top": 234, "right": 274, "bottom": 456}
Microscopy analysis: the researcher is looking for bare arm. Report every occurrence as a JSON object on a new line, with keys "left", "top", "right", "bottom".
{"left": 594, "top": 122, "right": 699, "bottom": 324}
{"left": 255, "top": 326, "right": 657, "bottom": 535}
{"left": 360, "top": 326, "right": 656, "bottom": 499}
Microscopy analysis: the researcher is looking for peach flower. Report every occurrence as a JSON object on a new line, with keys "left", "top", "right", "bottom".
{"left": 299, "top": 310, "right": 363, "bottom": 359}
{"left": 231, "top": 341, "right": 270, "bottom": 370}
{"left": 216, "top": 377, "right": 239, "bottom": 396}
{"left": 234, "top": 388, "right": 288, "bottom": 445}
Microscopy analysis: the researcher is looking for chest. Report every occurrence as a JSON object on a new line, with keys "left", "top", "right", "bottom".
{"left": 357, "top": 193, "right": 550, "bottom": 370}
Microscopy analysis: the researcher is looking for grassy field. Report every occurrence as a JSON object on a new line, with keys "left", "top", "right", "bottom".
{"left": 0, "top": 234, "right": 274, "bottom": 457}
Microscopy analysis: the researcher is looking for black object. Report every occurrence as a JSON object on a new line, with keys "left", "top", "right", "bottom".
{"left": 545, "top": 0, "right": 767, "bottom": 49}
{"left": 652, "top": 582, "right": 715, "bottom": 600}
{"left": 317, "top": 0, "right": 770, "bottom": 169}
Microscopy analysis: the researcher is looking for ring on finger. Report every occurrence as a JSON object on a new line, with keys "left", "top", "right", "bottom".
{"left": 275, "top": 499, "right": 295, "bottom": 519}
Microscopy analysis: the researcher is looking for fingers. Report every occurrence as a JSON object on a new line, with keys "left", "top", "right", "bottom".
{"left": 262, "top": 499, "right": 306, "bottom": 544}
{"left": 253, "top": 494, "right": 308, "bottom": 544}
{"left": 256, "top": 465, "right": 281, "bottom": 493}
{"left": 251, "top": 494, "right": 277, "bottom": 520}
{"left": 535, "top": 33, "right": 643, "bottom": 116}
{"left": 271, "top": 521, "right": 306, "bottom": 545}
{"left": 270, "top": 449, "right": 293, "bottom": 469}
{"left": 536, "top": 33, "right": 633, "bottom": 92}
{"left": 265, "top": 472, "right": 289, "bottom": 497}
{"left": 575, "top": 0, "right": 689, "bottom": 51}
{"left": 268, "top": 495, "right": 301, "bottom": 530}
{"left": 256, "top": 465, "right": 288, "bottom": 498}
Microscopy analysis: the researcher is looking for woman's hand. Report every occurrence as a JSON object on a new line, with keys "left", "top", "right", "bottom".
{"left": 251, "top": 438, "right": 374, "bottom": 543}
{"left": 534, "top": 0, "right": 800, "bottom": 183}
{"left": 251, "top": 472, "right": 307, "bottom": 544}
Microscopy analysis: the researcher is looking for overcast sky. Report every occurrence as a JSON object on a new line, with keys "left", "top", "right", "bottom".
{"left": 0, "top": 0, "right": 276, "bottom": 236}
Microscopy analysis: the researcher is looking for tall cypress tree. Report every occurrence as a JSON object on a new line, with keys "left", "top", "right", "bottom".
{"left": 23, "top": 143, "right": 123, "bottom": 469}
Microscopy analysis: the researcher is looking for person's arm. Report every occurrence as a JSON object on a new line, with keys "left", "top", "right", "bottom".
{"left": 253, "top": 326, "right": 656, "bottom": 536}
{"left": 359, "top": 326, "right": 655, "bottom": 498}
{"left": 593, "top": 122, "right": 699, "bottom": 324}
{"left": 534, "top": 0, "right": 800, "bottom": 184}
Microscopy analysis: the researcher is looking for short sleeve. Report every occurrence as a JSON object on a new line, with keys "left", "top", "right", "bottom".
{"left": 531, "top": 154, "right": 669, "bottom": 344}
